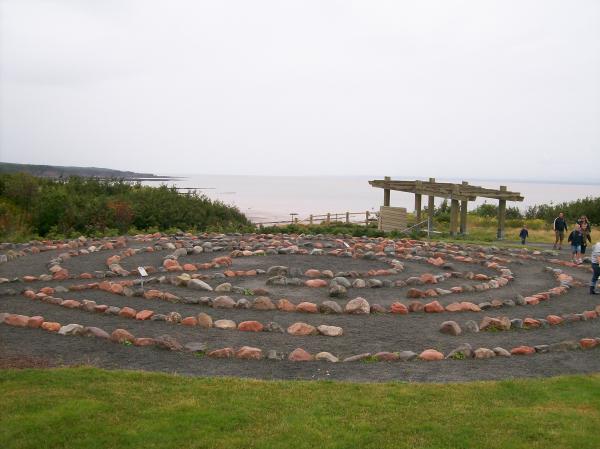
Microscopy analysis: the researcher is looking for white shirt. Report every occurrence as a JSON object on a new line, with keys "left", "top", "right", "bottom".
{"left": 592, "top": 243, "right": 600, "bottom": 264}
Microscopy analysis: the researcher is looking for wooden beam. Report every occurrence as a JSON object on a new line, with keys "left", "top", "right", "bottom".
{"left": 383, "top": 176, "right": 390, "bottom": 207}
{"left": 369, "top": 179, "right": 523, "bottom": 201}
{"left": 497, "top": 186, "right": 507, "bottom": 239}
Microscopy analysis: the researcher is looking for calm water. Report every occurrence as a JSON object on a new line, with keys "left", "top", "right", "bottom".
{"left": 146, "top": 175, "right": 600, "bottom": 223}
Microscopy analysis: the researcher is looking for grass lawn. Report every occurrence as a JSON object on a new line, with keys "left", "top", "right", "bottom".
{"left": 1, "top": 368, "right": 600, "bottom": 449}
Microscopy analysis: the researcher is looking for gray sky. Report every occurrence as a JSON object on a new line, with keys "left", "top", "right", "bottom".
{"left": 0, "top": 0, "right": 598, "bottom": 180}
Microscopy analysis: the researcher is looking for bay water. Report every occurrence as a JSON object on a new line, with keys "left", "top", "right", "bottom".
{"left": 146, "top": 175, "right": 600, "bottom": 224}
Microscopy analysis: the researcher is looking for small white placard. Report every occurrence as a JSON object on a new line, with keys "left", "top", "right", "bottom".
{"left": 137, "top": 267, "right": 148, "bottom": 277}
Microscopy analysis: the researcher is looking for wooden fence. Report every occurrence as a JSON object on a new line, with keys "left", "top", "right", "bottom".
{"left": 254, "top": 211, "right": 378, "bottom": 227}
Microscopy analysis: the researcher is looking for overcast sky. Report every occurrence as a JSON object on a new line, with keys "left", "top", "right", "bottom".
{"left": 0, "top": 0, "right": 598, "bottom": 180}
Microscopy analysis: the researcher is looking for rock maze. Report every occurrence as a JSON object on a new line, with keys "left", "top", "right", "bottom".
{"left": 1, "top": 232, "right": 599, "bottom": 380}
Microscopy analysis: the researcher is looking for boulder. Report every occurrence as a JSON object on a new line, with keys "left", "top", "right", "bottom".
{"left": 41, "top": 322, "right": 61, "bottom": 332}
{"left": 155, "top": 334, "right": 183, "bottom": 351}
{"left": 419, "top": 349, "right": 444, "bottom": 361}
{"left": 374, "top": 352, "right": 400, "bottom": 361}
{"left": 315, "top": 352, "right": 339, "bottom": 362}
{"left": 208, "top": 347, "right": 234, "bottom": 358}
{"left": 196, "top": 312, "right": 213, "bottom": 328}
{"left": 439, "top": 321, "right": 462, "bottom": 336}
{"left": 212, "top": 296, "right": 236, "bottom": 309}
{"left": 83, "top": 327, "right": 110, "bottom": 339}
{"left": 296, "top": 302, "right": 319, "bottom": 313}
{"left": 188, "top": 279, "right": 213, "bottom": 291}
{"left": 111, "top": 329, "right": 135, "bottom": 343}
{"left": 320, "top": 301, "right": 342, "bottom": 314}
{"left": 287, "top": 322, "right": 318, "bottom": 336}
{"left": 390, "top": 302, "right": 409, "bottom": 314}
{"left": 235, "top": 346, "right": 263, "bottom": 360}
{"left": 345, "top": 297, "right": 370, "bottom": 314}
{"left": 238, "top": 321, "right": 264, "bottom": 332}
{"left": 317, "top": 325, "right": 343, "bottom": 337}
{"left": 181, "top": 316, "right": 198, "bottom": 326}
{"left": 424, "top": 301, "right": 444, "bottom": 313}
{"left": 214, "top": 319, "right": 237, "bottom": 330}
{"left": 276, "top": 298, "right": 296, "bottom": 312}
{"left": 473, "top": 348, "right": 496, "bottom": 359}
{"left": 446, "top": 343, "right": 473, "bottom": 359}
{"left": 252, "top": 296, "right": 276, "bottom": 310}
{"left": 58, "top": 324, "right": 85, "bottom": 336}
{"left": 510, "top": 346, "right": 535, "bottom": 356}
{"left": 288, "top": 348, "right": 314, "bottom": 361}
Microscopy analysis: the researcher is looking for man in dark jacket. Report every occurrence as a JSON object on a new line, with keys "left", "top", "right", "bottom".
{"left": 553, "top": 212, "right": 568, "bottom": 250}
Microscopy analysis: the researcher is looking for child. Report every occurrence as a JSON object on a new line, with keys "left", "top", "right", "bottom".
{"left": 567, "top": 223, "right": 584, "bottom": 263}
{"left": 519, "top": 225, "right": 529, "bottom": 245}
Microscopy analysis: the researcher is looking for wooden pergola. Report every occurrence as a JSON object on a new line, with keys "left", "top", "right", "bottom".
{"left": 369, "top": 177, "right": 524, "bottom": 238}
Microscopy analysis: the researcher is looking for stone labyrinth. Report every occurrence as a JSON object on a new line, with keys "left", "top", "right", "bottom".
{"left": 1, "top": 232, "right": 599, "bottom": 381}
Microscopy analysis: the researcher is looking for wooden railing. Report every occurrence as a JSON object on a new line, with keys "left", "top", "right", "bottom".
{"left": 254, "top": 211, "right": 378, "bottom": 226}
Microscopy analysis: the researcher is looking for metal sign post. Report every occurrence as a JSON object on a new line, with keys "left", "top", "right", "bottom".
{"left": 138, "top": 266, "right": 148, "bottom": 291}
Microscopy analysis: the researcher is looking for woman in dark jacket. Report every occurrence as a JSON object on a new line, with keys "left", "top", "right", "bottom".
{"left": 581, "top": 222, "right": 592, "bottom": 256}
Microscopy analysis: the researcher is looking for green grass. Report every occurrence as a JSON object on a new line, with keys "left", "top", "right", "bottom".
{"left": 1, "top": 368, "right": 600, "bottom": 449}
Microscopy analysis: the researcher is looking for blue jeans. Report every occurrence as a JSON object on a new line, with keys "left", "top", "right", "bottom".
{"left": 592, "top": 263, "right": 600, "bottom": 288}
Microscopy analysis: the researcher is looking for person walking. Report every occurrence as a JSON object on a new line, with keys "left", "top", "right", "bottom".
{"left": 581, "top": 221, "right": 592, "bottom": 257}
{"left": 567, "top": 223, "right": 584, "bottom": 263}
{"left": 519, "top": 225, "right": 529, "bottom": 245}
{"left": 590, "top": 241, "right": 600, "bottom": 295}
{"left": 553, "top": 212, "right": 568, "bottom": 250}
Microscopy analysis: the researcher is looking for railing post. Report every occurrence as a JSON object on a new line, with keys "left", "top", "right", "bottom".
{"left": 326, "top": 213, "right": 331, "bottom": 224}
{"left": 365, "top": 211, "right": 369, "bottom": 226}
{"left": 309, "top": 215, "right": 313, "bottom": 225}
{"left": 346, "top": 211, "right": 350, "bottom": 223}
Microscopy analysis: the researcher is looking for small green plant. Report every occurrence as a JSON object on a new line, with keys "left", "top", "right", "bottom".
{"left": 122, "top": 340, "right": 133, "bottom": 346}
{"left": 450, "top": 351, "right": 466, "bottom": 360}
{"left": 242, "top": 288, "right": 254, "bottom": 296}
{"left": 194, "top": 352, "right": 206, "bottom": 359}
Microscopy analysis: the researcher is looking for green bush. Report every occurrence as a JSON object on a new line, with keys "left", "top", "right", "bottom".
{"left": 0, "top": 174, "right": 251, "bottom": 239}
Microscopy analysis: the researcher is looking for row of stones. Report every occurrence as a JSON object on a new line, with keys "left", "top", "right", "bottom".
{"left": 15, "top": 289, "right": 344, "bottom": 337}
{"left": 3, "top": 312, "right": 599, "bottom": 363}
{"left": 23, "top": 281, "right": 488, "bottom": 316}
{"left": 0, "top": 237, "right": 131, "bottom": 282}
{"left": 439, "top": 303, "right": 600, "bottom": 336}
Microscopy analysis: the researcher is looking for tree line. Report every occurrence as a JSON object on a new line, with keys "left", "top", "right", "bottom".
{"left": 0, "top": 174, "right": 252, "bottom": 240}
{"left": 427, "top": 197, "right": 599, "bottom": 225}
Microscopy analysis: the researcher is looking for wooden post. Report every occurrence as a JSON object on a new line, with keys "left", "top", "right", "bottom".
{"left": 460, "top": 181, "right": 468, "bottom": 235}
{"left": 365, "top": 211, "right": 369, "bottom": 226}
{"left": 427, "top": 177, "right": 435, "bottom": 233}
{"left": 450, "top": 185, "right": 459, "bottom": 236}
{"left": 326, "top": 213, "right": 331, "bottom": 224}
{"left": 414, "top": 180, "right": 422, "bottom": 222}
{"left": 309, "top": 215, "right": 313, "bottom": 225}
{"left": 450, "top": 200, "right": 459, "bottom": 236}
{"left": 345, "top": 211, "right": 350, "bottom": 223}
{"left": 497, "top": 186, "right": 507, "bottom": 239}
{"left": 383, "top": 176, "right": 391, "bottom": 207}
